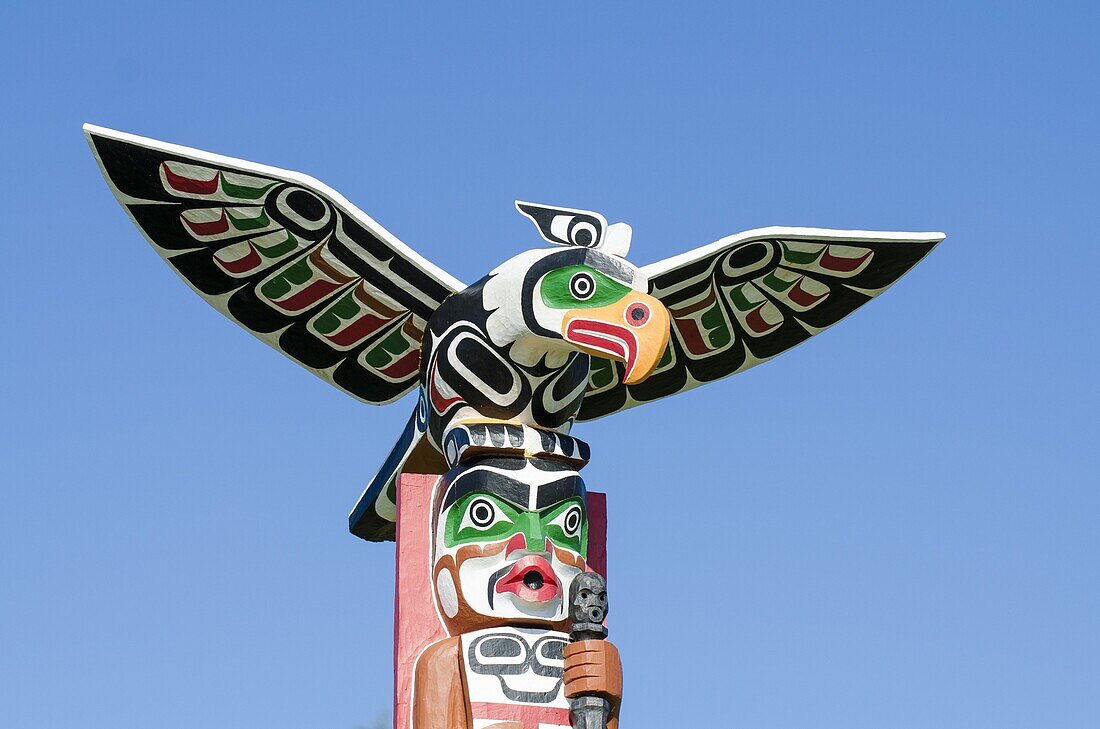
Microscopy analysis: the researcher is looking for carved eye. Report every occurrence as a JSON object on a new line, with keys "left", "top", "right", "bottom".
{"left": 569, "top": 272, "right": 595, "bottom": 301}
{"left": 569, "top": 219, "right": 599, "bottom": 247}
{"left": 561, "top": 505, "right": 582, "bottom": 536}
{"left": 460, "top": 497, "right": 511, "bottom": 531}
{"left": 469, "top": 498, "right": 495, "bottom": 527}
{"left": 548, "top": 213, "right": 603, "bottom": 248}
{"left": 550, "top": 504, "right": 584, "bottom": 539}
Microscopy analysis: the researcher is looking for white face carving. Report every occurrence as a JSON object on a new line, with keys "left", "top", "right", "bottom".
{"left": 431, "top": 460, "right": 589, "bottom": 628}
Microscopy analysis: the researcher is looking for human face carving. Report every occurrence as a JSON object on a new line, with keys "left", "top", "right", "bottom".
{"left": 432, "top": 458, "right": 589, "bottom": 631}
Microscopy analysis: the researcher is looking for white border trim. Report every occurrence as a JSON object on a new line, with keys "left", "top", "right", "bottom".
{"left": 641, "top": 226, "right": 946, "bottom": 277}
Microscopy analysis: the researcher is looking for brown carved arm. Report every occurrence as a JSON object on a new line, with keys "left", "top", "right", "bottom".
{"left": 413, "top": 637, "right": 469, "bottom": 729}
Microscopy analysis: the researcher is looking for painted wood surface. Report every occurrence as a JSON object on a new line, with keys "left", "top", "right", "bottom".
{"left": 86, "top": 124, "right": 942, "bottom": 543}
{"left": 393, "top": 473, "right": 606, "bottom": 729}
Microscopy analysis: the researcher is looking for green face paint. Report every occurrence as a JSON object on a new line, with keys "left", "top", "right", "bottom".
{"left": 541, "top": 497, "right": 587, "bottom": 555}
{"left": 443, "top": 491, "right": 588, "bottom": 556}
{"left": 540, "top": 265, "right": 631, "bottom": 310}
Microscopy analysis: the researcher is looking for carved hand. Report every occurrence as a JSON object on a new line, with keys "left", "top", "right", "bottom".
{"left": 563, "top": 639, "right": 622, "bottom": 711}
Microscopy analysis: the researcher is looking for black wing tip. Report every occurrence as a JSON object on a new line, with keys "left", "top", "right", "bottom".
{"left": 514, "top": 200, "right": 539, "bottom": 219}
{"left": 348, "top": 508, "right": 397, "bottom": 542}
{"left": 82, "top": 123, "right": 109, "bottom": 154}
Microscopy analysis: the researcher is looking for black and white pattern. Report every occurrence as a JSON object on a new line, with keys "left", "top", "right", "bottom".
{"left": 442, "top": 423, "right": 591, "bottom": 469}
{"left": 438, "top": 457, "right": 586, "bottom": 515}
{"left": 86, "top": 126, "right": 943, "bottom": 544}
{"left": 463, "top": 628, "right": 569, "bottom": 706}
{"left": 85, "top": 125, "right": 463, "bottom": 406}
{"left": 515, "top": 202, "right": 607, "bottom": 249}
{"left": 419, "top": 249, "right": 634, "bottom": 448}
{"left": 576, "top": 227, "right": 944, "bottom": 420}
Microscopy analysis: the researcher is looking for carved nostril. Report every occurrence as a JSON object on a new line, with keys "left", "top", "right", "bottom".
{"left": 506, "top": 532, "right": 527, "bottom": 555}
{"left": 626, "top": 303, "right": 650, "bottom": 327}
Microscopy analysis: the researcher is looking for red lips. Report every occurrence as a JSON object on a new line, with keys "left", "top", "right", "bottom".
{"left": 494, "top": 555, "right": 560, "bottom": 603}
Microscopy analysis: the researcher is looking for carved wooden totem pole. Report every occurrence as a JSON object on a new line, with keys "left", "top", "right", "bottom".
{"left": 85, "top": 123, "right": 943, "bottom": 728}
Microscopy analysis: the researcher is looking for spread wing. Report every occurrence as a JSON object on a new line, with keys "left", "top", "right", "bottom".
{"left": 84, "top": 124, "right": 464, "bottom": 404}
{"left": 577, "top": 227, "right": 943, "bottom": 420}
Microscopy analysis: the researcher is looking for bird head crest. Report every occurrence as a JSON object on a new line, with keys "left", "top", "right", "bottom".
{"left": 515, "top": 201, "right": 632, "bottom": 258}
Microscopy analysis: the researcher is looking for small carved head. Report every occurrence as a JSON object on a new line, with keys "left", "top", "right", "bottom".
{"left": 569, "top": 571, "right": 608, "bottom": 626}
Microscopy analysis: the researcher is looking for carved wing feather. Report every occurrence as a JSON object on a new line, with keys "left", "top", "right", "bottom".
{"left": 84, "top": 124, "right": 464, "bottom": 404}
{"left": 577, "top": 227, "right": 943, "bottom": 420}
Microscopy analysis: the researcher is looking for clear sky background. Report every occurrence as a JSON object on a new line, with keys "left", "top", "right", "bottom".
{"left": 2, "top": 2, "right": 1098, "bottom": 728}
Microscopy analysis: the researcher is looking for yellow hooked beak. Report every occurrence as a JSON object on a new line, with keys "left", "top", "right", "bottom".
{"left": 561, "top": 292, "right": 671, "bottom": 385}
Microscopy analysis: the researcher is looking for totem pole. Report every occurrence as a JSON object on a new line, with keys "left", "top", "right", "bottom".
{"left": 84, "top": 123, "right": 943, "bottom": 727}
{"left": 402, "top": 455, "right": 619, "bottom": 729}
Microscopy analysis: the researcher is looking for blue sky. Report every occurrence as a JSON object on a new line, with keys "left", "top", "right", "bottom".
{"left": 2, "top": 2, "right": 1098, "bottom": 727}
